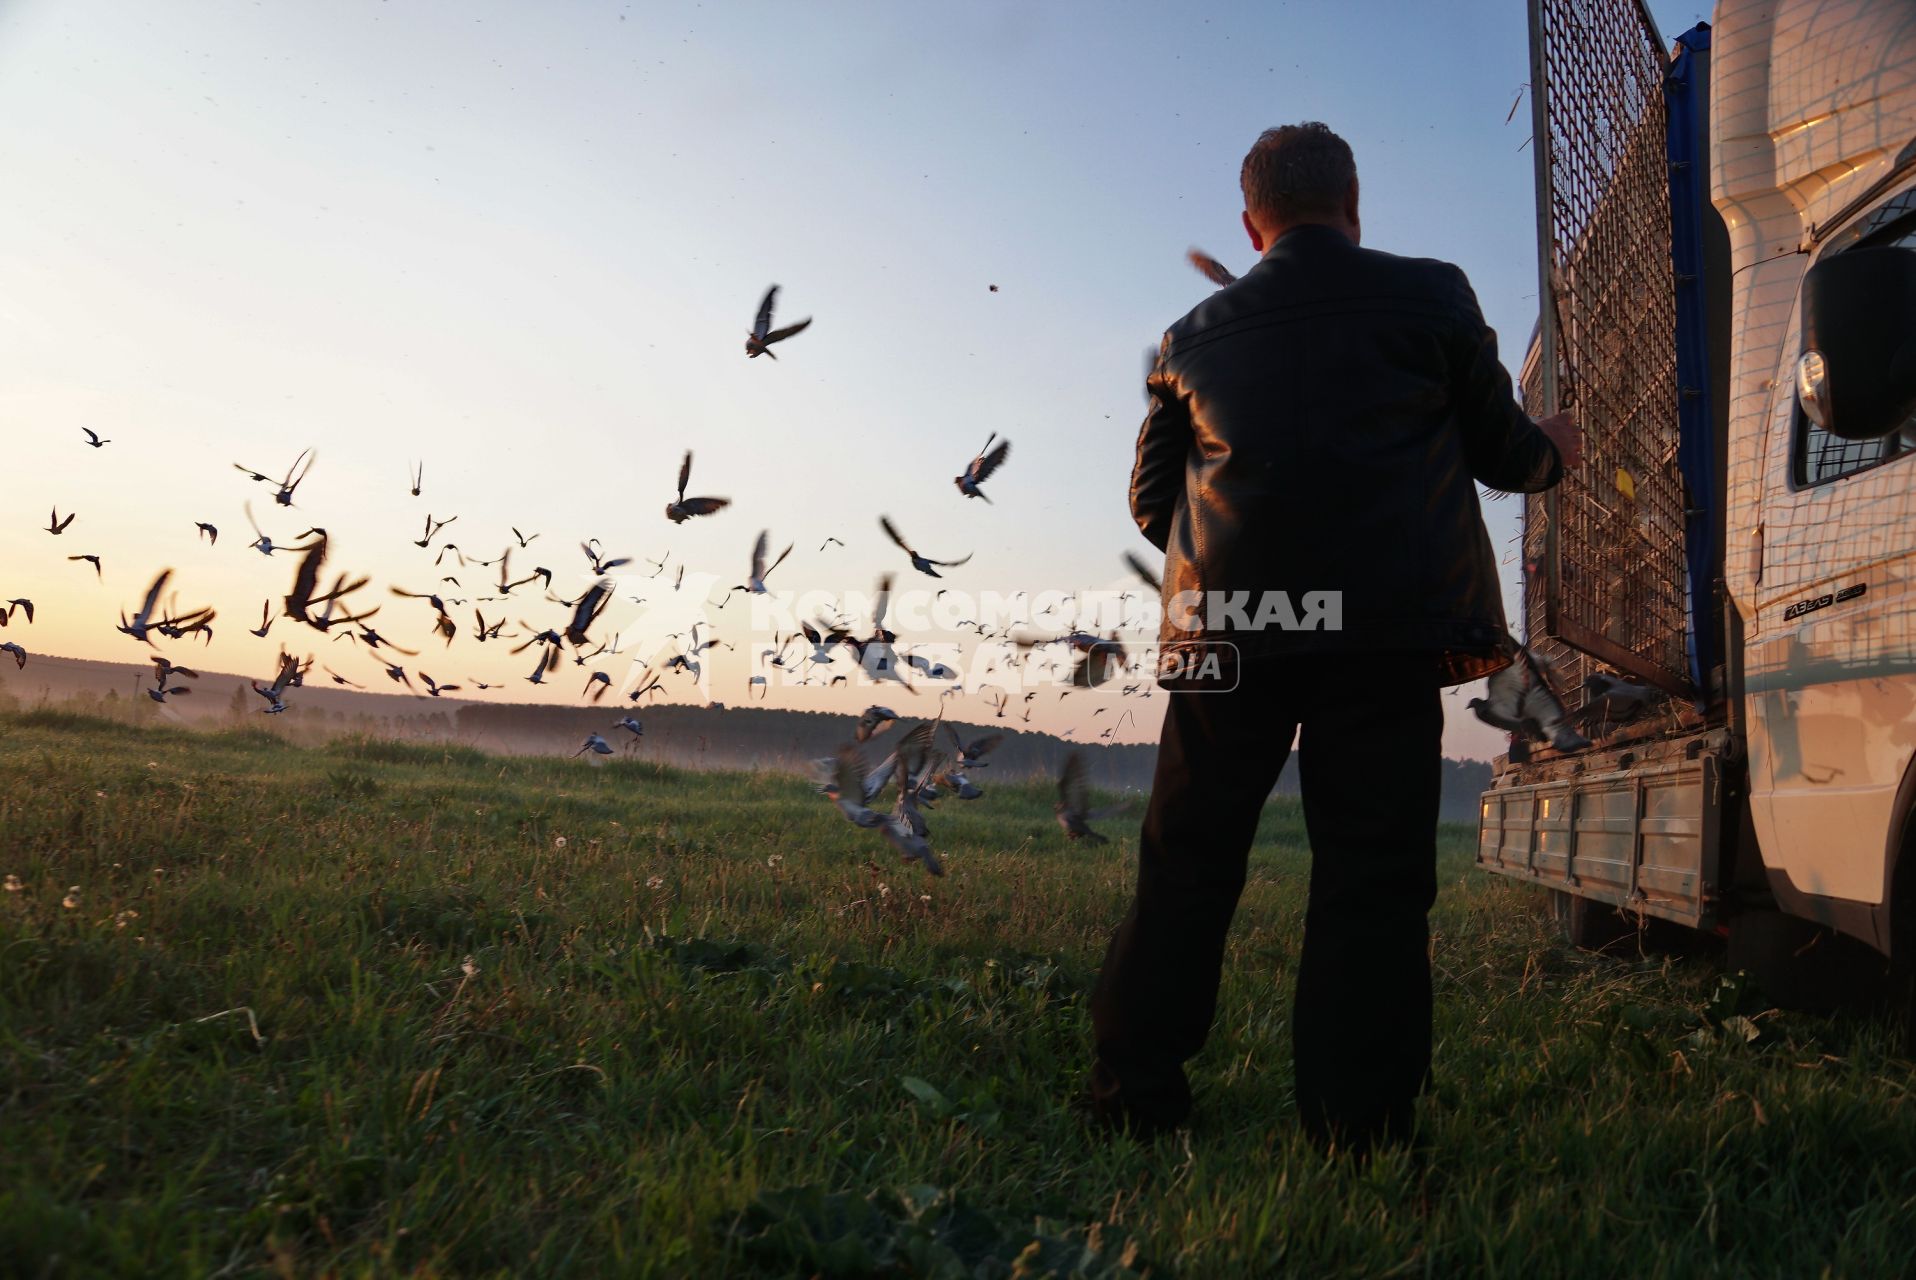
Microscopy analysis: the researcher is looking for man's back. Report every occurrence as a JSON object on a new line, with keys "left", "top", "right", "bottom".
{"left": 1131, "top": 223, "right": 1560, "bottom": 684}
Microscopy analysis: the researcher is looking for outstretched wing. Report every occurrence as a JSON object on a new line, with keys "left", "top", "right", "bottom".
{"left": 892, "top": 719, "right": 936, "bottom": 774}
{"left": 765, "top": 316, "right": 811, "bottom": 344}
{"left": 138, "top": 569, "right": 172, "bottom": 620}
{"left": 973, "top": 437, "right": 1010, "bottom": 482}
{"left": 879, "top": 515, "right": 912, "bottom": 556}
{"left": 283, "top": 447, "right": 315, "bottom": 492}
{"left": 1187, "top": 248, "right": 1237, "bottom": 287}
{"left": 750, "top": 529, "right": 768, "bottom": 580}
{"left": 966, "top": 732, "right": 1004, "bottom": 761}
{"left": 677, "top": 450, "right": 693, "bottom": 502}
{"left": 1122, "top": 550, "right": 1162, "bottom": 594}
{"left": 1058, "top": 750, "right": 1090, "bottom": 815}
{"left": 753, "top": 285, "right": 778, "bottom": 341}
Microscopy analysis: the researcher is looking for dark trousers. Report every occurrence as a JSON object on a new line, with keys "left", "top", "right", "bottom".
{"left": 1089, "top": 653, "right": 1443, "bottom": 1150}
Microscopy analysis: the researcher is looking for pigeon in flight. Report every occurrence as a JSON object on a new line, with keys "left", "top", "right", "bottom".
{"left": 250, "top": 652, "right": 304, "bottom": 714}
{"left": 856, "top": 705, "right": 899, "bottom": 742}
{"left": 1187, "top": 248, "right": 1238, "bottom": 287}
{"left": 408, "top": 460, "right": 424, "bottom": 497}
{"left": 744, "top": 284, "right": 812, "bottom": 359}
{"left": 614, "top": 715, "right": 644, "bottom": 741}
{"left": 1468, "top": 647, "right": 1590, "bottom": 753}
{"left": 879, "top": 516, "right": 972, "bottom": 578}
{"left": 1070, "top": 632, "right": 1129, "bottom": 689}
{"left": 1055, "top": 751, "right": 1124, "bottom": 842}
{"left": 242, "top": 501, "right": 315, "bottom": 557}
{"left": 0, "top": 598, "right": 32, "bottom": 626}
{"left": 0, "top": 642, "right": 25, "bottom": 669}
{"left": 573, "top": 733, "right": 615, "bottom": 758}
{"left": 666, "top": 451, "right": 731, "bottom": 523}
{"left": 414, "top": 513, "right": 456, "bottom": 548}
{"left": 563, "top": 579, "right": 613, "bottom": 648}
{"left": 420, "top": 673, "right": 461, "bottom": 698}
{"left": 234, "top": 447, "right": 314, "bottom": 507}
{"left": 739, "top": 530, "right": 793, "bottom": 595}
{"left": 195, "top": 522, "right": 219, "bottom": 546}
{"left": 945, "top": 725, "right": 1003, "bottom": 770}
{"left": 68, "top": 554, "right": 101, "bottom": 579}
{"left": 581, "top": 539, "right": 632, "bottom": 574}
{"left": 286, "top": 536, "right": 372, "bottom": 632}
{"left": 81, "top": 427, "right": 110, "bottom": 448}
{"left": 45, "top": 508, "right": 75, "bottom": 535}
{"left": 1574, "top": 671, "right": 1663, "bottom": 730}
{"left": 1122, "top": 550, "right": 1162, "bottom": 594}
{"left": 147, "top": 655, "right": 199, "bottom": 703}
{"left": 823, "top": 746, "right": 888, "bottom": 828}
{"left": 883, "top": 765, "right": 944, "bottom": 875}
{"left": 953, "top": 433, "right": 1011, "bottom": 501}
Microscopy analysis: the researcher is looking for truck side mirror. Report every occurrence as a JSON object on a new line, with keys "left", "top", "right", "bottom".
{"left": 1796, "top": 244, "right": 1916, "bottom": 441}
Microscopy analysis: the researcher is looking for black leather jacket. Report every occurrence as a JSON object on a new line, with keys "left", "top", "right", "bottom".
{"left": 1131, "top": 223, "right": 1562, "bottom": 686}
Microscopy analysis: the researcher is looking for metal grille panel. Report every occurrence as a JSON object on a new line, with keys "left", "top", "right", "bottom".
{"left": 1524, "top": 0, "right": 1691, "bottom": 695}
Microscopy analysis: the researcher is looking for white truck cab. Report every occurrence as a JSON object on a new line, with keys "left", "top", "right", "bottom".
{"left": 1719, "top": 0, "right": 1916, "bottom": 940}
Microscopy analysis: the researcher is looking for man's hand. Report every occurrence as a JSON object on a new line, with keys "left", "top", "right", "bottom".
{"left": 1536, "top": 412, "right": 1582, "bottom": 471}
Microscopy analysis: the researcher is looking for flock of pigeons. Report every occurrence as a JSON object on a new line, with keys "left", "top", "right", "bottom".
{"left": 809, "top": 707, "right": 1127, "bottom": 877}
{"left": 4, "top": 281, "right": 1174, "bottom": 879}
{"left": 7, "top": 260, "right": 1661, "bottom": 877}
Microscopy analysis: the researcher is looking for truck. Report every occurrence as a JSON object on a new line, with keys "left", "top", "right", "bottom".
{"left": 1476, "top": 0, "right": 1916, "bottom": 1025}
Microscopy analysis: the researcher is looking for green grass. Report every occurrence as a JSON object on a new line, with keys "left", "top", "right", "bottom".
{"left": 1, "top": 710, "right": 1913, "bottom": 1277}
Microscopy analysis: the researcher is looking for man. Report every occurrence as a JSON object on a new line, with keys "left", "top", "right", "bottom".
{"left": 1089, "top": 122, "right": 1579, "bottom": 1155}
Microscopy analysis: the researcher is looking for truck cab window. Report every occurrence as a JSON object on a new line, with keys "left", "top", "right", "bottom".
{"left": 1794, "top": 202, "right": 1916, "bottom": 485}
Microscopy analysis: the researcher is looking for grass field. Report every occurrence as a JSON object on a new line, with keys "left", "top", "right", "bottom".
{"left": 3, "top": 708, "right": 1914, "bottom": 1277}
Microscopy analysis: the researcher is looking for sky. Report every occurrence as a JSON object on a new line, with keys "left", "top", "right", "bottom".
{"left": 0, "top": 0, "right": 1708, "bottom": 757}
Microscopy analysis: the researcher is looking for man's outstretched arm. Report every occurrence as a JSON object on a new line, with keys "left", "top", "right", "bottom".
{"left": 1447, "top": 267, "right": 1580, "bottom": 491}
{"left": 1130, "top": 349, "right": 1194, "bottom": 551}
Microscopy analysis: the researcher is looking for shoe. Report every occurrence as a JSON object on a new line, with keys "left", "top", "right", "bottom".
{"left": 1085, "top": 1060, "right": 1189, "bottom": 1140}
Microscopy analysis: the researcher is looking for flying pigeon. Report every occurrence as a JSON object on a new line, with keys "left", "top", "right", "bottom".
{"left": 1468, "top": 647, "right": 1590, "bottom": 753}
{"left": 1055, "top": 751, "right": 1125, "bottom": 842}
{"left": 744, "top": 284, "right": 812, "bottom": 359}
{"left": 879, "top": 515, "right": 972, "bottom": 578}
{"left": 665, "top": 451, "right": 731, "bottom": 523}
{"left": 1187, "top": 248, "right": 1237, "bottom": 287}
{"left": 953, "top": 433, "right": 1011, "bottom": 501}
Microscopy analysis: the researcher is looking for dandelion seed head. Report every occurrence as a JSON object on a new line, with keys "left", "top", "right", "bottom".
{"left": 460, "top": 956, "right": 479, "bottom": 978}
{"left": 3, "top": 874, "right": 21, "bottom": 893}
{"left": 553, "top": 836, "right": 568, "bottom": 849}
{"left": 62, "top": 887, "right": 80, "bottom": 909}
{"left": 645, "top": 875, "right": 665, "bottom": 890}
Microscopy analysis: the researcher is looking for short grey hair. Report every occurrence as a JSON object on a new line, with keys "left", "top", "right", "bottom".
{"left": 1240, "top": 122, "right": 1357, "bottom": 226}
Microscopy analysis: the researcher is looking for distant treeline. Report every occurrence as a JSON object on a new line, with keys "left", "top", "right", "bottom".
{"left": 0, "top": 655, "right": 1494, "bottom": 820}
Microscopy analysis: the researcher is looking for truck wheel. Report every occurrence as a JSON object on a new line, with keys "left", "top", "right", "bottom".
{"left": 1547, "top": 889, "right": 1639, "bottom": 953}
{"left": 1726, "top": 909, "right": 1889, "bottom": 1015}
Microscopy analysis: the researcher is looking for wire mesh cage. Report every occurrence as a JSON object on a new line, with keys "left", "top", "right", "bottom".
{"left": 1522, "top": 0, "right": 1692, "bottom": 700}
